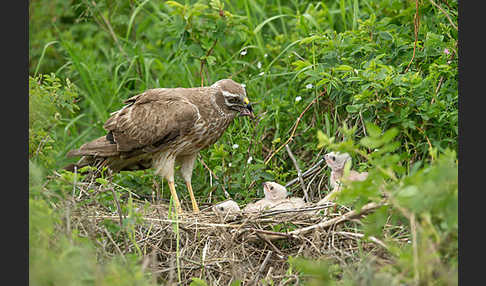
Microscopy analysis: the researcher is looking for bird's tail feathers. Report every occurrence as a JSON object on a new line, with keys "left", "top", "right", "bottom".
{"left": 66, "top": 136, "right": 119, "bottom": 158}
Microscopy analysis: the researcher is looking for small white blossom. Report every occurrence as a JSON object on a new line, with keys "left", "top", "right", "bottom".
{"left": 258, "top": 71, "right": 265, "bottom": 76}
{"left": 306, "top": 83, "right": 313, "bottom": 89}
{"left": 247, "top": 156, "right": 253, "bottom": 164}
{"left": 232, "top": 144, "right": 239, "bottom": 149}
{"left": 264, "top": 53, "right": 268, "bottom": 58}
{"left": 295, "top": 96, "right": 302, "bottom": 102}
{"left": 257, "top": 61, "right": 262, "bottom": 69}
{"left": 228, "top": 163, "right": 232, "bottom": 167}
{"left": 240, "top": 49, "right": 247, "bottom": 56}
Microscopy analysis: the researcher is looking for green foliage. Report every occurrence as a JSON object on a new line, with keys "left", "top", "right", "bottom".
{"left": 29, "top": 73, "right": 81, "bottom": 169}
{"left": 29, "top": 190, "right": 156, "bottom": 286}
{"left": 30, "top": 0, "right": 457, "bottom": 284}
{"left": 314, "top": 124, "right": 458, "bottom": 285}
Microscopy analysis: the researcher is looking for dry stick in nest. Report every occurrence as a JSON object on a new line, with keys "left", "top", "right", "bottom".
{"left": 251, "top": 250, "right": 273, "bottom": 286}
{"left": 264, "top": 88, "right": 327, "bottom": 165}
{"left": 285, "top": 157, "right": 325, "bottom": 188}
{"left": 110, "top": 187, "right": 124, "bottom": 228}
{"left": 247, "top": 202, "right": 385, "bottom": 242}
{"left": 285, "top": 144, "right": 309, "bottom": 202}
{"left": 255, "top": 232, "right": 285, "bottom": 257}
{"left": 334, "top": 231, "right": 388, "bottom": 250}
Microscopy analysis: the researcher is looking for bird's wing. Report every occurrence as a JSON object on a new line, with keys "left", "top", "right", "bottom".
{"left": 103, "top": 89, "right": 199, "bottom": 153}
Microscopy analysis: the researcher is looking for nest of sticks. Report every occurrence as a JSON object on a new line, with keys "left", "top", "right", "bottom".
{"left": 69, "top": 191, "right": 394, "bottom": 285}
{"left": 61, "top": 146, "right": 403, "bottom": 285}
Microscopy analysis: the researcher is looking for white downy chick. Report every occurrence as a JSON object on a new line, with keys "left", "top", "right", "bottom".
{"left": 317, "top": 152, "right": 369, "bottom": 205}
{"left": 244, "top": 182, "right": 306, "bottom": 213}
{"left": 212, "top": 200, "right": 241, "bottom": 215}
{"left": 324, "top": 151, "right": 368, "bottom": 190}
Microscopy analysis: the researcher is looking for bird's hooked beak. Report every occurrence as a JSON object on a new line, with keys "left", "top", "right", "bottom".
{"left": 239, "top": 97, "right": 255, "bottom": 118}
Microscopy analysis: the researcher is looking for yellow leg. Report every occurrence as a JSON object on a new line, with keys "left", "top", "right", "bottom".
{"left": 186, "top": 182, "right": 200, "bottom": 213}
{"left": 167, "top": 180, "right": 183, "bottom": 214}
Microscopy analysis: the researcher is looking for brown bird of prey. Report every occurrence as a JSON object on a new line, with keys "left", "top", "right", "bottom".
{"left": 66, "top": 79, "right": 254, "bottom": 214}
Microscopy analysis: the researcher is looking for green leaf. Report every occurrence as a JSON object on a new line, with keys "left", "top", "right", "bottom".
{"left": 345, "top": 104, "right": 362, "bottom": 113}
{"left": 96, "top": 178, "right": 109, "bottom": 186}
{"left": 365, "top": 122, "right": 382, "bottom": 138}
{"left": 190, "top": 278, "right": 208, "bottom": 286}
{"left": 381, "top": 127, "right": 399, "bottom": 143}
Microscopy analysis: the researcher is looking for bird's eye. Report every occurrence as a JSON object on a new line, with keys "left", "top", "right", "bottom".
{"left": 219, "top": 206, "right": 225, "bottom": 211}
{"left": 270, "top": 186, "right": 274, "bottom": 190}
{"left": 229, "top": 98, "right": 239, "bottom": 103}
{"left": 331, "top": 156, "right": 335, "bottom": 161}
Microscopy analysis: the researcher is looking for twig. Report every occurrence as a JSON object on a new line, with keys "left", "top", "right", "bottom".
{"left": 90, "top": 1, "right": 127, "bottom": 56}
{"left": 198, "top": 156, "right": 230, "bottom": 199}
{"left": 104, "top": 227, "right": 127, "bottom": 262}
{"left": 289, "top": 202, "right": 384, "bottom": 237}
{"left": 431, "top": 76, "right": 444, "bottom": 104}
{"left": 404, "top": 0, "right": 420, "bottom": 73}
{"left": 285, "top": 158, "right": 325, "bottom": 187}
{"left": 251, "top": 250, "right": 273, "bottom": 286}
{"left": 411, "top": 213, "right": 420, "bottom": 286}
{"left": 264, "top": 89, "right": 326, "bottom": 165}
{"left": 256, "top": 203, "right": 334, "bottom": 218}
{"left": 85, "top": 215, "right": 245, "bottom": 228}
{"left": 359, "top": 110, "right": 367, "bottom": 137}
{"left": 255, "top": 232, "right": 284, "bottom": 256}
{"left": 285, "top": 145, "right": 309, "bottom": 202}
{"left": 334, "top": 231, "right": 389, "bottom": 250}
{"left": 112, "top": 182, "right": 141, "bottom": 199}
{"left": 110, "top": 187, "right": 124, "bottom": 228}
{"left": 429, "top": 0, "right": 457, "bottom": 30}
{"left": 200, "top": 39, "right": 218, "bottom": 87}
{"left": 416, "top": 126, "right": 432, "bottom": 149}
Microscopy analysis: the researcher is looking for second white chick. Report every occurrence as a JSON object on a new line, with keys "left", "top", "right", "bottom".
{"left": 317, "top": 152, "right": 368, "bottom": 205}
{"left": 243, "top": 182, "right": 305, "bottom": 213}
{"left": 212, "top": 200, "right": 241, "bottom": 215}
{"left": 324, "top": 151, "right": 368, "bottom": 191}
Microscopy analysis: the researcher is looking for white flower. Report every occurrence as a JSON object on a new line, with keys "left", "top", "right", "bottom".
{"left": 232, "top": 144, "right": 239, "bottom": 149}
{"left": 295, "top": 96, "right": 302, "bottom": 102}
{"left": 258, "top": 71, "right": 265, "bottom": 76}
{"left": 228, "top": 163, "right": 232, "bottom": 167}
{"left": 247, "top": 156, "right": 253, "bottom": 164}
{"left": 257, "top": 61, "right": 262, "bottom": 69}
{"left": 264, "top": 53, "right": 268, "bottom": 58}
{"left": 306, "top": 83, "right": 313, "bottom": 89}
{"left": 240, "top": 49, "right": 247, "bottom": 56}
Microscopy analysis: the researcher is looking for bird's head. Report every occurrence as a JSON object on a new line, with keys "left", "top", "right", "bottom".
{"left": 262, "top": 181, "right": 288, "bottom": 201}
{"left": 212, "top": 200, "right": 241, "bottom": 215}
{"left": 212, "top": 79, "right": 254, "bottom": 118}
{"left": 324, "top": 152, "right": 352, "bottom": 171}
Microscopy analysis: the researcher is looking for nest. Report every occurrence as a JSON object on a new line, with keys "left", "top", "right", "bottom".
{"left": 70, "top": 195, "right": 392, "bottom": 285}
{"left": 60, "top": 151, "right": 400, "bottom": 285}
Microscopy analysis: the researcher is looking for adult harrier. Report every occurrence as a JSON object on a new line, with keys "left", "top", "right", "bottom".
{"left": 66, "top": 79, "right": 254, "bottom": 214}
